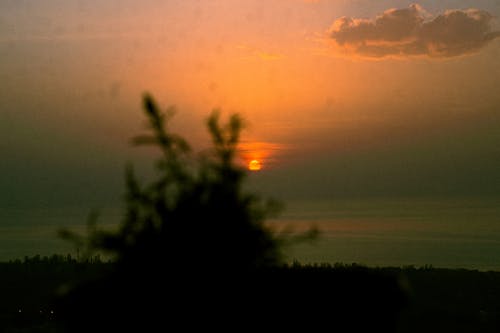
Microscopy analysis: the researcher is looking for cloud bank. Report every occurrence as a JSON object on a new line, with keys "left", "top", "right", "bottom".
{"left": 328, "top": 4, "right": 500, "bottom": 58}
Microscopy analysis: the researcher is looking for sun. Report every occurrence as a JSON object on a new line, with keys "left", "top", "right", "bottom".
{"left": 248, "top": 159, "right": 262, "bottom": 171}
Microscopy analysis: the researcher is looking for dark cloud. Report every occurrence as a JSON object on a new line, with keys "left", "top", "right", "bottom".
{"left": 328, "top": 4, "right": 500, "bottom": 58}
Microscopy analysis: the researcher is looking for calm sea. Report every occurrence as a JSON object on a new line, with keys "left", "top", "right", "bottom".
{"left": 2, "top": 197, "right": 500, "bottom": 270}
{"left": 270, "top": 197, "right": 500, "bottom": 271}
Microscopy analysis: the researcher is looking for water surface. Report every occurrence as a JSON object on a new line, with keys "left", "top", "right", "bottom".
{"left": 1, "top": 197, "right": 500, "bottom": 270}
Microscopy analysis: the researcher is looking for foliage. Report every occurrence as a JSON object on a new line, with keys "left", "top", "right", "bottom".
{"left": 49, "top": 94, "right": 296, "bottom": 331}
{"left": 62, "top": 93, "right": 285, "bottom": 273}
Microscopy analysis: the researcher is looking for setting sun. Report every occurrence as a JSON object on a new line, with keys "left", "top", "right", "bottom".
{"left": 248, "top": 160, "right": 262, "bottom": 171}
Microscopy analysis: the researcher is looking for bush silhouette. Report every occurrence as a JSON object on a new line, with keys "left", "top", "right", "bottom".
{"left": 55, "top": 94, "right": 291, "bottom": 330}
{"left": 55, "top": 94, "right": 406, "bottom": 332}
{"left": 89, "top": 94, "right": 283, "bottom": 271}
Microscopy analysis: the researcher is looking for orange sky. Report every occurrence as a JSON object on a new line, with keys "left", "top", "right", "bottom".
{"left": 1, "top": 0, "right": 500, "bottom": 202}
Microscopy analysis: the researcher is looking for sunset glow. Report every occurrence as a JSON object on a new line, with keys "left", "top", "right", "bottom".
{"left": 238, "top": 141, "right": 286, "bottom": 171}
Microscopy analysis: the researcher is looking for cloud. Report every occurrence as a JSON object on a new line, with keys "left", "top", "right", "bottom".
{"left": 328, "top": 4, "right": 500, "bottom": 58}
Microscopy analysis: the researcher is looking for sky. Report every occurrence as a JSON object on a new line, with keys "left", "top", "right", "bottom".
{"left": 1, "top": 1, "right": 500, "bottom": 240}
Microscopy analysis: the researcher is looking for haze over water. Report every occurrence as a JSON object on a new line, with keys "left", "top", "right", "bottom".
{"left": 2, "top": 197, "right": 500, "bottom": 271}
{"left": 277, "top": 197, "right": 500, "bottom": 270}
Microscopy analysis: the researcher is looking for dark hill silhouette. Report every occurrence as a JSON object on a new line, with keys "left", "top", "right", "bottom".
{"left": 54, "top": 94, "right": 406, "bottom": 332}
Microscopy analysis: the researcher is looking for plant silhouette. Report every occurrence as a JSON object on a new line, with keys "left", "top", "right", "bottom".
{"left": 55, "top": 94, "right": 406, "bottom": 332}
{"left": 91, "top": 94, "right": 283, "bottom": 271}
{"left": 55, "top": 94, "right": 290, "bottom": 331}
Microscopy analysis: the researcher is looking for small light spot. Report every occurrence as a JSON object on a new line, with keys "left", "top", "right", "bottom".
{"left": 248, "top": 159, "right": 262, "bottom": 171}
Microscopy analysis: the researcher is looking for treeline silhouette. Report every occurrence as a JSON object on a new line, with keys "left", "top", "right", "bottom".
{"left": 3, "top": 258, "right": 500, "bottom": 332}
{"left": 0, "top": 254, "right": 109, "bottom": 332}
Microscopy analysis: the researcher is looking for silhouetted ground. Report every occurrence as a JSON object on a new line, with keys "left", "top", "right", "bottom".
{"left": 0, "top": 255, "right": 108, "bottom": 333}
{"left": 398, "top": 266, "right": 500, "bottom": 333}
{"left": 1, "top": 258, "right": 500, "bottom": 332}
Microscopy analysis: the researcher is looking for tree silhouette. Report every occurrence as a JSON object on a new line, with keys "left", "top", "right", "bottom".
{"left": 55, "top": 94, "right": 290, "bottom": 331}
{"left": 92, "top": 93, "right": 283, "bottom": 271}
{"left": 55, "top": 94, "right": 406, "bottom": 332}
